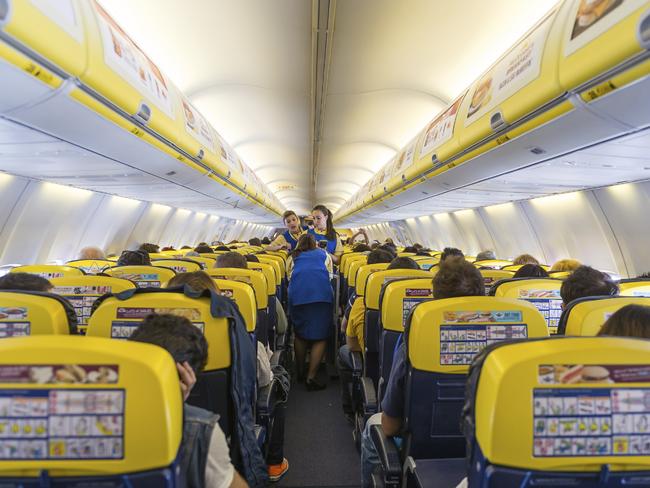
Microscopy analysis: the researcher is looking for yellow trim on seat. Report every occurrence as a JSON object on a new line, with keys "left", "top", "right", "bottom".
{"left": 619, "top": 280, "right": 650, "bottom": 297}
{"left": 103, "top": 266, "right": 176, "bottom": 288}
{"left": 206, "top": 268, "right": 268, "bottom": 309}
{"left": 11, "top": 265, "right": 84, "bottom": 279}
{"left": 213, "top": 278, "right": 256, "bottom": 333}
{"left": 151, "top": 259, "right": 202, "bottom": 274}
{"left": 257, "top": 256, "right": 284, "bottom": 283}
{"left": 0, "top": 291, "right": 71, "bottom": 336}
{"left": 365, "top": 270, "right": 434, "bottom": 310}
{"left": 355, "top": 263, "right": 391, "bottom": 297}
{"left": 66, "top": 259, "right": 115, "bottom": 274}
{"left": 564, "top": 297, "right": 650, "bottom": 336}
{"left": 247, "top": 262, "right": 277, "bottom": 296}
{"left": 381, "top": 278, "right": 434, "bottom": 332}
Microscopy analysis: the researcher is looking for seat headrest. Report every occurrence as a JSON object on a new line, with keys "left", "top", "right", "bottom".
{"left": 559, "top": 296, "right": 650, "bottom": 336}
{"left": 0, "top": 290, "right": 77, "bottom": 335}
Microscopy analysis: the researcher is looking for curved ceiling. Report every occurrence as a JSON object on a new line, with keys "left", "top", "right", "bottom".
{"left": 99, "top": 0, "right": 558, "bottom": 218}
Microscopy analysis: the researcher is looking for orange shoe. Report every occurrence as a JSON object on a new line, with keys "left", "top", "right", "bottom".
{"left": 268, "top": 458, "right": 289, "bottom": 482}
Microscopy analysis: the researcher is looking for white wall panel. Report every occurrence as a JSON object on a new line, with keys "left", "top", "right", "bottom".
{"left": 481, "top": 202, "right": 545, "bottom": 262}
{"left": 450, "top": 210, "right": 495, "bottom": 257}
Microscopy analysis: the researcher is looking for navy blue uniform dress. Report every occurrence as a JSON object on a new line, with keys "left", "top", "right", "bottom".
{"left": 288, "top": 249, "right": 334, "bottom": 341}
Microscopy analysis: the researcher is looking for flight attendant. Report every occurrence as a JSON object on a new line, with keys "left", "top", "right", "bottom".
{"left": 287, "top": 233, "right": 334, "bottom": 390}
{"left": 266, "top": 210, "right": 307, "bottom": 251}
{"left": 309, "top": 204, "right": 343, "bottom": 265}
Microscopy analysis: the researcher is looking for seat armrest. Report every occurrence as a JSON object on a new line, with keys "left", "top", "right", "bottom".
{"left": 270, "top": 349, "right": 282, "bottom": 368}
{"left": 350, "top": 350, "right": 364, "bottom": 375}
{"left": 361, "top": 376, "right": 378, "bottom": 415}
{"left": 370, "top": 424, "right": 402, "bottom": 486}
{"left": 257, "top": 377, "right": 280, "bottom": 420}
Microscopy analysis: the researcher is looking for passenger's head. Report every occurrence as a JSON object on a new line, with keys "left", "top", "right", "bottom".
{"left": 637, "top": 272, "right": 650, "bottom": 279}
{"left": 215, "top": 252, "right": 248, "bottom": 269}
{"left": 513, "top": 254, "right": 539, "bottom": 266}
{"left": 78, "top": 246, "right": 105, "bottom": 260}
{"left": 167, "top": 271, "right": 218, "bottom": 293}
{"left": 352, "top": 243, "right": 371, "bottom": 253}
{"left": 194, "top": 244, "right": 213, "bottom": 254}
{"left": 139, "top": 243, "right": 160, "bottom": 254}
{"left": 433, "top": 257, "right": 484, "bottom": 299}
{"left": 560, "top": 265, "right": 618, "bottom": 306}
{"left": 215, "top": 245, "right": 230, "bottom": 252}
{"left": 249, "top": 238, "right": 262, "bottom": 247}
{"left": 367, "top": 249, "right": 394, "bottom": 265}
{"left": 441, "top": 247, "right": 464, "bottom": 262}
{"left": 402, "top": 246, "right": 418, "bottom": 254}
{"left": 185, "top": 251, "right": 200, "bottom": 257}
{"left": 514, "top": 264, "right": 549, "bottom": 279}
{"left": 130, "top": 314, "right": 208, "bottom": 375}
{"left": 551, "top": 258, "right": 582, "bottom": 273}
{"left": 160, "top": 246, "right": 175, "bottom": 252}
{"left": 0, "top": 272, "right": 53, "bottom": 292}
{"left": 261, "top": 237, "right": 271, "bottom": 245}
{"left": 385, "top": 238, "right": 394, "bottom": 245}
{"left": 413, "top": 243, "right": 423, "bottom": 251}
{"left": 475, "top": 250, "right": 496, "bottom": 262}
{"left": 282, "top": 210, "right": 302, "bottom": 233}
{"left": 388, "top": 257, "right": 420, "bottom": 270}
{"left": 378, "top": 244, "right": 397, "bottom": 258}
{"left": 117, "top": 250, "right": 151, "bottom": 266}
{"left": 245, "top": 254, "right": 260, "bottom": 263}
{"left": 181, "top": 245, "right": 192, "bottom": 250}
{"left": 311, "top": 205, "right": 336, "bottom": 240}
{"left": 598, "top": 304, "right": 650, "bottom": 339}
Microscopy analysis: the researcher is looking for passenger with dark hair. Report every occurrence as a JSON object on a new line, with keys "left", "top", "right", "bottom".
{"left": 637, "top": 272, "right": 650, "bottom": 279}
{"left": 266, "top": 210, "right": 307, "bottom": 252}
{"left": 249, "top": 238, "right": 262, "bottom": 247}
{"left": 379, "top": 243, "right": 397, "bottom": 258}
{"left": 244, "top": 254, "right": 260, "bottom": 263}
{"left": 195, "top": 244, "right": 214, "bottom": 254}
{"left": 309, "top": 204, "right": 343, "bottom": 264}
{"left": 116, "top": 249, "right": 151, "bottom": 266}
{"left": 513, "top": 253, "right": 539, "bottom": 266}
{"left": 598, "top": 304, "right": 650, "bottom": 339}
{"left": 402, "top": 246, "right": 418, "bottom": 254}
{"left": 560, "top": 265, "right": 618, "bottom": 307}
{"left": 513, "top": 264, "right": 550, "bottom": 279}
{"left": 440, "top": 247, "right": 464, "bottom": 261}
{"left": 261, "top": 237, "right": 271, "bottom": 245}
{"left": 160, "top": 246, "right": 176, "bottom": 252}
{"left": 360, "top": 257, "right": 484, "bottom": 486}
{"left": 338, "top": 255, "right": 419, "bottom": 421}
{"left": 181, "top": 245, "right": 192, "bottom": 250}
{"left": 215, "top": 245, "right": 231, "bottom": 252}
{"left": 287, "top": 234, "right": 334, "bottom": 390}
{"left": 215, "top": 252, "right": 248, "bottom": 270}
{"left": 0, "top": 272, "right": 53, "bottom": 292}
{"left": 475, "top": 250, "right": 496, "bottom": 262}
{"left": 370, "top": 240, "right": 380, "bottom": 250}
{"left": 139, "top": 243, "right": 160, "bottom": 254}
{"left": 352, "top": 243, "right": 371, "bottom": 253}
{"left": 129, "top": 314, "right": 248, "bottom": 488}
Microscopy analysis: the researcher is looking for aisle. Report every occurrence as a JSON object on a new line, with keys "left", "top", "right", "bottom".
{"left": 277, "top": 374, "right": 361, "bottom": 488}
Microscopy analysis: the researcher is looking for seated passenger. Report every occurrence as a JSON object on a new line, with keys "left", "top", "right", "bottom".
{"left": 352, "top": 243, "right": 371, "bottom": 253}
{"left": 513, "top": 264, "right": 549, "bottom": 279}
{"left": 0, "top": 272, "right": 53, "bottom": 292}
{"left": 512, "top": 253, "right": 539, "bottom": 266}
{"left": 244, "top": 254, "right": 260, "bottom": 263}
{"left": 166, "top": 271, "right": 289, "bottom": 481}
{"left": 402, "top": 246, "right": 418, "bottom": 254}
{"left": 195, "top": 244, "right": 214, "bottom": 254}
{"left": 78, "top": 246, "right": 106, "bottom": 260}
{"left": 139, "top": 243, "right": 160, "bottom": 254}
{"left": 129, "top": 313, "right": 248, "bottom": 488}
{"left": 249, "top": 238, "right": 262, "bottom": 247}
{"left": 550, "top": 258, "right": 581, "bottom": 272}
{"left": 360, "top": 257, "right": 484, "bottom": 487}
{"left": 440, "top": 247, "right": 464, "bottom": 261}
{"left": 379, "top": 243, "right": 397, "bottom": 258}
{"left": 181, "top": 245, "right": 192, "bottom": 250}
{"left": 560, "top": 265, "right": 618, "bottom": 307}
{"left": 216, "top": 252, "right": 248, "bottom": 269}
{"left": 598, "top": 304, "right": 650, "bottom": 338}
{"left": 350, "top": 228, "right": 369, "bottom": 246}
{"left": 116, "top": 249, "right": 151, "bottom": 266}
{"left": 339, "top": 256, "right": 420, "bottom": 421}
{"left": 475, "top": 250, "right": 496, "bottom": 261}
{"left": 261, "top": 237, "right": 271, "bottom": 245}
{"left": 215, "top": 245, "right": 231, "bottom": 252}
{"left": 161, "top": 246, "right": 176, "bottom": 252}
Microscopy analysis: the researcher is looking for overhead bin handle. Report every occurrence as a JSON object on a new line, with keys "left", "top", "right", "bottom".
{"left": 197, "top": 148, "right": 205, "bottom": 160}
{"left": 639, "top": 9, "right": 650, "bottom": 49}
{"left": 0, "top": 0, "right": 10, "bottom": 24}
{"left": 490, "top": 110, "right": 508, "bottom": 131}
{"left": 134, "top": 102, "right": 151, "bottom": 124}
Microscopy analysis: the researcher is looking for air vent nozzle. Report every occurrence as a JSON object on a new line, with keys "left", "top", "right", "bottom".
{"left": 135, "top": 102, "right": 151, "bottom": 124}
{"left": 490, "top": 110, "right": 508, "bottom": 131}
{"left": 639, "top": 9, "right": 650, "bottom": 48}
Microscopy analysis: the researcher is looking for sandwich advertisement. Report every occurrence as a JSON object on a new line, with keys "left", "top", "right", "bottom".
{"left": 539, "top": 364, "right": 650, "bottom": 384}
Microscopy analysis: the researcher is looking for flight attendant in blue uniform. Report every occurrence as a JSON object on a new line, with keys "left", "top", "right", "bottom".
{"left": 288, "top": 233, "right": 334, "bottom": 390}
{"left": 266, "top": 210, "right": 307, "bottom": 251}
{"left": 309, "top": 204, "right": 343, "bottom": 265}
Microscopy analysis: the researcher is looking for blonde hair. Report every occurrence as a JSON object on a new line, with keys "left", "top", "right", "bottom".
{"left": 550, "top": 258, "right": 581, "bottom": 272}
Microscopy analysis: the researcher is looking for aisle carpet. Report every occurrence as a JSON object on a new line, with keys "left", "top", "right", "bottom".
{"left": 277, "top": 374, "right": 361, "bottom": 488}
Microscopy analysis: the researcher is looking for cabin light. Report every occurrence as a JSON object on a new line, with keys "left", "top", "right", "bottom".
{"left": 529, "top": 146, "right": 546, "bottom": 155}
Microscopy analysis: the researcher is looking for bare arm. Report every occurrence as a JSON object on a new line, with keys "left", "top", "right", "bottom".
{"left": 346, "top": 334, "right": 361, "bottom": 353}
{"left": 381, "top": 412, "right": 402, "bottom": 437}
{"left": 229, "top": 471, "right": 249, "bottom": 488}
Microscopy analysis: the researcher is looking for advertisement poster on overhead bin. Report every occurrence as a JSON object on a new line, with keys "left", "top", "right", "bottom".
{"left": 30, "top": 0, "right": 84, "bottom": 43}
{"left": 464, "top": 14, "right": 554, "bottom": 126}
{"left": 181, "top": 98, "right": 216, "bottom": 152}
{"left": 420, "top": 96, "right": 464, "bottom": 158}
{"left": 216, "top": 134, "right": 241, "bottom": 175}
{"left": 565, "top": 0, "right": 646, "bottom": 56}
{"left": 93, "top": 1, "right": 174, "bottom": 118}
{"left": 393, "top": 139, "right": 417, "bottom": 175}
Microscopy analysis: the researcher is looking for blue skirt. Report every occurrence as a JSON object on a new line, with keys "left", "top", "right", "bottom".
{"left": 290, "top": 302, "right": 333, "bottom": 341}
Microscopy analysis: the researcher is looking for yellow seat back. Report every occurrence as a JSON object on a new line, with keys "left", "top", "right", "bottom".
{"left": 474, "top": 259, "right": 513, "bottom": 269}
{"left": 344, "top": 255, "right": 367, "bottom": 282}
{"left": 355, "top": 263, "right": 391, "bottom": 297}
{"left": 87, "top": 291, "right": 230, "bottom": 371}
{"left": 619, "top": 280, "right": 650, "bottom": 297}
{"left": 66, "top": 259, "right": 115, "bottom": 274}
{"left": 206, "top": 268, "right": 268, "bottom": 309}
{"left": 146, "top": 253, "right": 169, "bottom": 260}
{"left": 104, "top": 266, "right": 176, "bottom": 288}
{"left": 257, "top": 257, "right": 283, "bottom": 285}
{"left": 151, "top": 259, "right": 202, "bottom": 274}
{"left": 412, "top": 257, "right": 439, "bottom": 271}
{"left": 213, "top": 279, "right": 256, "bottom": 333}
{"left": 0, "top": 291, "right": 71, "bottom": 336}
{"left": 480, "top": 269, "right": 515, "bottom": 294}
{"left": 265, "top": 250, "right": 288, "bottom": 262}
{"left": 549, "top": 270, "right": 572, "bottom": 280}
{"left": 247, "top": 262, "right": 277, "bottom": 297}
{"left": 473, "top": 337, "right": 650, "bottom": 473}
{"left": 347, "top": 258, "right": 369, "bottom": 289}
{"left": 50, "top": 276, "right": 136, "bottom": 333}
{"left": 409, "top": 296, "right": 548, "bottom": 374}
{"left": 381, "top": 278, "right": 434, "bottom": 332}
{"left": 0, "top": 336, "right": 181, "bottom": 476}
{"left": 10, "top": 265, "right": 84, "bottom": 279}
{"left": 185, "top": 255, "right": 217, "bottom": 270}
{"left": 494, "top": 278, "right": 563, "bottom": 334}
{"left": 365, "top": 269, "right": 434, "bottom": 310}
{"left": 562, "top": 297, "right": 650, "bottom": 336}
{"left": 501, "top": 264, "right": 551, "bottom": 272}
{"left": 339, "top": 252, "right": 364, "bottom": 275}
